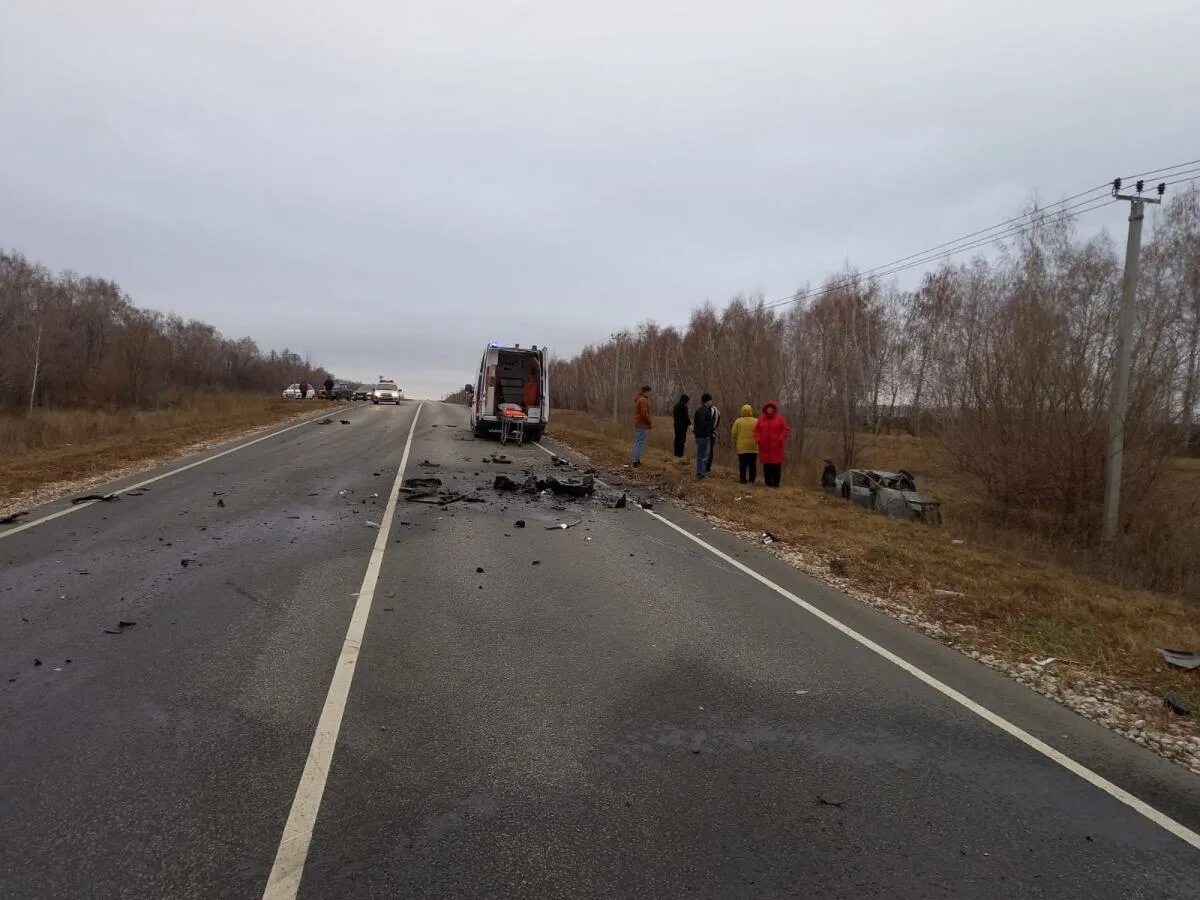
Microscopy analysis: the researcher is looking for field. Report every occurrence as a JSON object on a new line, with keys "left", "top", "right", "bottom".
{"left": 548, "top": 409, "right": 1200, "bottom": 731}
{"left": 0, "top": 394, "right": 322, "bottom": 502}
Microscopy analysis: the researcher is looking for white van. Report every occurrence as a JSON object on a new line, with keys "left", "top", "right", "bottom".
{"left": 470, "top": 343, "right": 549, "bottom": 440}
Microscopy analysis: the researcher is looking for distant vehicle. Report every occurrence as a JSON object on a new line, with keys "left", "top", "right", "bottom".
{"left": 471, "top": 343, "right": 548, "bottom": 440}
{"left": 835, "top": 468, "right": 941, "bottom": 525}
{"left": 372, "top": 382, "right": 402, "bottom": 404}
{"left": 282, "top": 383, "right": 316, "bottom": 400}
{"left": 351, "top": 385, "right": 373, "bottom": 401}
{"left": 321, "top": 381, "right": 356, "bottom": 400}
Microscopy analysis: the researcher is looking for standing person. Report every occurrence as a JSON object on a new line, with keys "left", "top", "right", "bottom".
{"left": 323, "top": 377, "right": 335, "bottom": 399}
{"left": 692, "top": 393, "right": 716, "bottom": 480}
{"left": 632, "top": 385, "right": 652, "bottom": 467}
{"left": 706, "top": 400, "right": 722, "bottom": 474}
{"left": 754, "top": 401, "right": 791, "bottom": 487}
{"left": 672, "top": 394, "right": 690, "bottom": 458}
{"left": 821, "top": 458, "right": 838, "bottom": 493}
{"left": 731, "top": 404, "right": 759, "bottom": 484}
{"left": 299, "top": 379, "right": 310, "bottom": 399}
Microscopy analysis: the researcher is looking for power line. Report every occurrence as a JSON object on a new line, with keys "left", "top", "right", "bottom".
{"left": 1158, "top": 172, "right": 1200, "bottom": 189}
{"left": 759, "top": 157, "right": 1200, "bottom": 313}
{"left": 763, "top": 195, "right": 1117, "bottom": 311}
{"left": 816, "top": 184, "right": 1111, "bottom": 284}
{"left": 756, "top": 186, "right": 1112, "bottom": 309}
{"left": 1119, "top": 158, "right": 1200, "bottom": 183}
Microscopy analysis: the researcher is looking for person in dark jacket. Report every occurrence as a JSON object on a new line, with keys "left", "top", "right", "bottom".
{"left": 692, "top": 393, "right": 715, "bottom": 479}
{"left": 672, "top": 394, "right": 690, "bottom": 458}
{"left": 705, "top": 402, "right": 721, "bottom": 474}
{"left": 323, "top": 377, "right": 335, "bottom": 399}
{"left": 821, "top": 458, "right": 838, "bottom": 492}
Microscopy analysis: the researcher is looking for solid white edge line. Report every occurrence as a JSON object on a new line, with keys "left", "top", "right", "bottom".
{"left": 0, "top": 406, "right": 356, "bottom": 541}
{"left": 534, "top": 439, "right": 1200, "bottom": 852}
{"left": 641, "top": 505, "right": 1200, "bottom": 851}
{"left": 261, "top": 400, "right": 425, "bottom": 899}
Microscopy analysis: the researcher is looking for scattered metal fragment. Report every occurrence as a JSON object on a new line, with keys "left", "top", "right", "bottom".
{"left": 614, "top": 494, "right": 627, "bottom": 509}
{"left": 761, "top": 531, "right": 776, "bottom": 544}
{"left": 546, "top": 520, "right": 582, "bottom": 530}
{"left": 0, "top": 510, "right": 28, "bottom": 524}
{"left": 816, "top": 796, "right": 846, "bottom": 808}
{"left": 217, "top": 498, "right": 226, "bottom": 508}
{"left": 1164, "top": 693, "right": 1192, "bottom": 716}
{"left": 71, "top": 494, "right": 118, "bottom": 504}
{"left": 514, "top": 520, "right": 526, "bottom": 528}
{"left": 1159, "top": 649, "right": 1200, "bottom": 670}
{"left": 404, "top": 477, "right": 443, "bottom": 490}
{"left": 548, "top": 475, "right": 594, "bottom": 497}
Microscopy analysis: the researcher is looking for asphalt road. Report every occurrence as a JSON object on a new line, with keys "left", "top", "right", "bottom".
{"left": 2, "top": 400, "right": 1199, "bottom": 899}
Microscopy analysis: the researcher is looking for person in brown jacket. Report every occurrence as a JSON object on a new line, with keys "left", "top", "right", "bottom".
{"left": 632, "top": 385, "right": 652, "bottom": 467}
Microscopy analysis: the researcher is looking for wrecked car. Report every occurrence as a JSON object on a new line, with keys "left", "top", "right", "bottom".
{"left": 834, "top": 468, "right": 941, "bottom": 525}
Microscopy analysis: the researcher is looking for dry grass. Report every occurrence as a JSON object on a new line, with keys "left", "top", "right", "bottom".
{"left": 550, "top": 410, "right": 1200, "bottom": 719}
{"left": 0, "top": 394, "right": 321, "bottom": 500}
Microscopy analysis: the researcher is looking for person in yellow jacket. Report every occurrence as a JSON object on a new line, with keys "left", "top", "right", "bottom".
{"left": 730, "top": 404, "right": 759, "bottom": 483}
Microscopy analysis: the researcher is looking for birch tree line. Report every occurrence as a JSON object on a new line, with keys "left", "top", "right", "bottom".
{"left": 552, "top": 189, "right": 1200, "bottom": 534}
{"left": 1, "top": 250, "right": 332, "bottom": 411}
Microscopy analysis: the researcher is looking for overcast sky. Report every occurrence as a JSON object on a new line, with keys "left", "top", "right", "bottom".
{"left": 3, "top": 2, "right": 1198, "bottom": 397}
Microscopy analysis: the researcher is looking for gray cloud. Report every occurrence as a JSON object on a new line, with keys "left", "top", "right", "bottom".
{"left": 3, "top": 1, "right": 1198, "bottom": 397}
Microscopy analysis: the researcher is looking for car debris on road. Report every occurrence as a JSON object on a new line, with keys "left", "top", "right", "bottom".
{"left": 1164, "top": 692, "right": 1192, "bottom": 716}
{"left": 1159, "top": 648, "right": 1200, "bottom": 670}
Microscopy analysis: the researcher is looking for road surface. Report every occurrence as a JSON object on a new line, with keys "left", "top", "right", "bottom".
{"left": 2, "top": 401, "right": 1198, "bottom": 898}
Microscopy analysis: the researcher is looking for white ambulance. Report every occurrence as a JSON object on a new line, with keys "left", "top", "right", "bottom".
{"left": 470, "top": 343, "right": 549, "bottom": 440}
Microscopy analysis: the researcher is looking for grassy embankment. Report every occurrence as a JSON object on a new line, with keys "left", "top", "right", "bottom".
{"left": 549, "top": 409, "right": 1200, "bottom": 723}
{"left": 0, "top": 394, "right": 322, "bottom": 501}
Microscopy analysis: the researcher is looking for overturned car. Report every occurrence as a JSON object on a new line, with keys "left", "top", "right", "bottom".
{"left": 834, "top": 468, "right": 941, "bottom": 526}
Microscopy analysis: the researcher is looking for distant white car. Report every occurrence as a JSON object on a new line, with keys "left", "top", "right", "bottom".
{"left": 282, "top": 383, "right": 317, "bottom": 399}
{"left": 372, "top": 383, "right": 402, "bottom": 404}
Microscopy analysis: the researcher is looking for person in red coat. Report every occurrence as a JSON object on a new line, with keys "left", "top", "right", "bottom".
{"left": 753, "top": 401, "right": 790, "bottom": 487}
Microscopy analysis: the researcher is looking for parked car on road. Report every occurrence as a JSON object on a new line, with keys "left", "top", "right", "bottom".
{"left": 282, "top": 383, "right": 316, "bottom": 399}
{"left": 834, "top": 468, "right": 941, "bottom": 525}
{"left": 372, "top": 382, "right": 402, "bottom": 404}
{"left": 320, "top": 382, "right": 356, "bottom": 400}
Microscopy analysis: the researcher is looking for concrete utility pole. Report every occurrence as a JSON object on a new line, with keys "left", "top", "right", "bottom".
{"left": 1102, "top": 178, "right": 1164, "bottom": 541}
{"left": 611, "top": 332, "right": 622, "bottom": 423}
